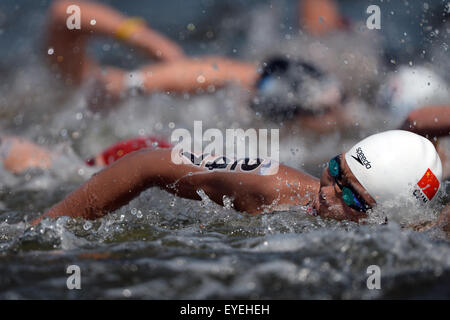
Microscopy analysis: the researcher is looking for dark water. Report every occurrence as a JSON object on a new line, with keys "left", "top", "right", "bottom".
{"left": 0, "top": 0, "right": 449, "bottom": 299}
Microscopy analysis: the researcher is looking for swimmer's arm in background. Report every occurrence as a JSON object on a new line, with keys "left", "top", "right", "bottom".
{"left": 137, "top": 56, "right": 259, "bottom": 93}
{"left": 49, "top": 0, "right": 184, "bottom": 62}
{"left": 299, "top": 0, "right": 346, "bottom": 36}
{"left": 400, "top": 105, "right": 450, "bottom": 138}
{"left": 0, "top": 136, "right": 52, "bottom": 174}
{"left": 31, "top": 149, "right": 319, "bottom": 224}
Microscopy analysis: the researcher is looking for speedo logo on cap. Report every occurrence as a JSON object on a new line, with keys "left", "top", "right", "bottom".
{"left": 413, "top": 168, "right": 440, "bottom": 203}
{"left": 351, "top": 147, "right": 371, "bottom": 169}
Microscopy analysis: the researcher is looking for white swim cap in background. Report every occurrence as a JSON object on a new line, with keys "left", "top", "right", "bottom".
{"left": 377, "top": 66, "right": 450, "bottom": 119}
{"left": 345, "top": 130, "right": 442, "bottom": 206}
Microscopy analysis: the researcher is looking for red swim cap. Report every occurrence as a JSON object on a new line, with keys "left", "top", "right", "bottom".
{"left": 85, "top": 136, "right": 171, "bottom": 166}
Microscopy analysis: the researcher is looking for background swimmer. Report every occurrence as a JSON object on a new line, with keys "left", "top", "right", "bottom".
{"left": 31, "top": 130, "right": 449, "bottom": 239}
{"left": 46, "top": 0, "right": 349, "bottom": 133}
{"left": 0, "top": 0, "right": 449, "bottom": 300}
{"left": 0, "top": 134, "right": 171, "bottom": 174}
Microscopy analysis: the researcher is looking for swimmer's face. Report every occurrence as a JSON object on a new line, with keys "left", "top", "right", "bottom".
{"left": 251, "top": 58, "right": 343, "bottom": 121}
{"left": 317, "top": 153, "right": 376, "bottom": 222}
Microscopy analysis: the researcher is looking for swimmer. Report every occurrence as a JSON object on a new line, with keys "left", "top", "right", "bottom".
{"left": 0, "top": 134, "right": 171, "bottom": 174}
{"left": 30, "top": 130, "right": 450, "bottom": 237}
{"left": 47, "top": 0, "right": 346, "bottom": 132}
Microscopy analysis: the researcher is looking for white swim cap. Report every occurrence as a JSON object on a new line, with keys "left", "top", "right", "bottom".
{"left": 345, "top": 130, "right": 442, "bottom": 206}
{"left": 378, "top": 66, "right": 450, "bottom": 119}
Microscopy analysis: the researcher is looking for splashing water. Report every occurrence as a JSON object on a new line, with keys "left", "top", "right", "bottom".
{"left": 0, "top": 1, "right": 449, "bottom": 299}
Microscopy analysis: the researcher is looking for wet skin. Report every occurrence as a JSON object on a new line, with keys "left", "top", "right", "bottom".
{"left": 315, "top": 153, "right": 376, "bottom": 222}
{"left": 31, "top": 147, "right": 376, "bottom": 225}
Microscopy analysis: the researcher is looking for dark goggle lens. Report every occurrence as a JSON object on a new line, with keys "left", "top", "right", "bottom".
{"left": 328, "top": 157, "right": 339, "bottom": 178}
{"left": 328, "top": 156, "right": 368, "bottom": 212}
{"left": 342, "top": 187, "right": 364, "bottom": 211}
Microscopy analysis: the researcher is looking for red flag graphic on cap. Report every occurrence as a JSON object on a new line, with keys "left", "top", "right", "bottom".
{"left": 417, "top": 168, "right": 440, "bottom": 201}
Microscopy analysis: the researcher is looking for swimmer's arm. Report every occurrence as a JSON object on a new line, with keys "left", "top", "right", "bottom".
{"left": 49, "top": 0, "right": 184, "bottom": 61}
{"left": 32, "top": 149, "right": 318, "bottom": 224}
{"left": 0, "top": 136, "right": 52, "bottom": 174}
{"left": 400, "top": 105, "right": 450, "bottom": 138}
{"left": 138, "top": 57, "right": 259, "bottom": 93}
{"left": 299, "top": 0, "right": 346, "bottom": 36}
{"left": 157, "top": 153, "right": 319, "bottom": 214}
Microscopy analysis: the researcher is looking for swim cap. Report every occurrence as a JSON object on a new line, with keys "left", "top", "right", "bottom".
{"left": 377, "top": 66, "right": 450, "bottom": 119}
{"left": 345, "top": 130, "right": 442, "bottom": 206}
{"left": 250, "top": 56, "right": 341, "bottom": 121}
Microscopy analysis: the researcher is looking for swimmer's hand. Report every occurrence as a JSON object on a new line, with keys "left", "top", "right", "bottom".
{"left": 406, "top": 204, "right": 450, "bottom": 238}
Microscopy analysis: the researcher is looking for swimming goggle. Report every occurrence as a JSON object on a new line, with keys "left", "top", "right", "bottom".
{"left": 328, "top": 155, "right": 370, "bottom": 213}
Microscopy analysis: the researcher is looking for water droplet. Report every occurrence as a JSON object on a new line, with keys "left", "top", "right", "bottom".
{"left": 196, "top": 75, "right": 206, "bottom": 83}
{"left": 122, "top": 289, "right": 131, "bottom": 297}
{"left": 83, "top": 221, "right": 92, "bottom": 230}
